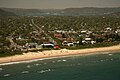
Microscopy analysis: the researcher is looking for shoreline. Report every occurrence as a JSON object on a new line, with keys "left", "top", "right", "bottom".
{"left": 0, "top": 45, "right": 120, "bottom": 65}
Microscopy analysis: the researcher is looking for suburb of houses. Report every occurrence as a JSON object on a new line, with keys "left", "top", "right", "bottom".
{"left": 8, "top": 26, "right": 120, "bottom": 51}
{"left": 0, "top": 16, "right": 120, "bottom": 54}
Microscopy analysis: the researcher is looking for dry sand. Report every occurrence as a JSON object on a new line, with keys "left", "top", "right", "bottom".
{"left": 0, "top": 45, "right": 120, "bottom": 64}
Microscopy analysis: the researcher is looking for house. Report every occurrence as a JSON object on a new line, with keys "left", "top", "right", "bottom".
{"left": 25, "top": 43, "right": 38, "bottom": 49}
{"left": 85, "top": 38, "right": 92, "bottom": 41}
{"left": 0, "top": 43, "right": 3, "bottom": 46}
{"left": 67, "top": 42, "right": 74, "bottom": 46}
{"left": 82, "top": 38, "right": 92, "bottom": 44}
{"left": 104, "top": 27, "right": 112, "bottom": 33}
{"left": 91, "top": 41, "right": 96, "bottom": 44}
{"left": 62, "top": 40, "right": 74, "bottom": 47}
{"left": 106, "top": 27, "right": 112, "bottom": 31}
{"left": 62, "top": 41, "right": 68, "bottom": 46}
{"left": 55, "top": 30, "right": 67, "bottom": 33}
{"left": 16, "top": 36, "right": 28, "bottom": 41}
{"left": 81, "top": 30, "right": 87, "bottom": 34}
{"left": 41, "top": 43, "right": 54, "bottom": 48}
{"left": 82, "top": 40, "right": 87, "bottom": 44}
{"left": 115, "top": 29, "right": 120, "bottom": 35}
{"left": 87, "top": 31, "right": 93, "bottom": 34}
{"left": 54, "top": 33, "right": 62, "bottom": 38}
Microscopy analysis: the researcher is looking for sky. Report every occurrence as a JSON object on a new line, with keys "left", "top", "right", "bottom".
{"left": 0, "top": 0, "right": 120, "bottom": 9}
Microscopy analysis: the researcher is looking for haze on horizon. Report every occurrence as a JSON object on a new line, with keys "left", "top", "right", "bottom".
{"left": 0, "top": 0, "right": 120, "bottom": 9}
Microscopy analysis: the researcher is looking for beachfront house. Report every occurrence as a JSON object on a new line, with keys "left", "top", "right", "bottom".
{"left": 62, "top": 40, "right": 75, "bottom": 47}
{"left": 91, "top": 41, "right": 96, "bottom": 44}
{"left": 82, "top": 38, "right": 92, "bottom": 44}
{"left": 25, "top": 43, "right": 38, "bottom": 49}
{"left": 41, "top": 43, "right": 54, "bottom": 48}
{"left": 62, "top": 41, "right": 68, "bottom": 46}
{"left": 67, "top": 42, "right": 74, "bottom": 46}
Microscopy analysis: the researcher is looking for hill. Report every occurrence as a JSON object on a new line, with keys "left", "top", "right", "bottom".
{"left": 0, "top": 9, "right": 16, "bottom": 16}
{"left": 0, "top": 7, "right": 120, "bottom": 16}
{"left": 62, "top": 7, "right": 120, "bottom": 15}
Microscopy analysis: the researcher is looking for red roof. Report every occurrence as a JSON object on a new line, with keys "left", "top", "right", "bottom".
{"left": 54, "top": 33, "right": 62, "bottom": 38}
{"left": 54, "top": 45, "right": 59, "bottom": 49}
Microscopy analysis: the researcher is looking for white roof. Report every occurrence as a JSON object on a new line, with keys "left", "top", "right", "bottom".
{"left": 81, "top": 30, "right": 87, "bottom": 33}
{"left": 85, "top": 38, "right": 91, "bottom": 41}
{"left": 41, "top": 44, "right": 54, "bottom": 46}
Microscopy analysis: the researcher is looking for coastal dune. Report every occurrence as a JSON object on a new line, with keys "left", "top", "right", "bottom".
{"left": 0, "top": 45, "right": 120, "bottom": 64}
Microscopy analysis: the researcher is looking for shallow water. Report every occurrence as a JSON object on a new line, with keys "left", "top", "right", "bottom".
{"left": 0, "top": 51, "right": 120, "bottom": 80}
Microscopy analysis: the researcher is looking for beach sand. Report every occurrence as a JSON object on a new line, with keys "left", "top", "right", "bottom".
{"left": 0, "top": 45, "right": 120, "bottom": 64}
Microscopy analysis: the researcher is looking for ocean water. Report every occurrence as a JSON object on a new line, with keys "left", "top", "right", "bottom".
{"left": 0, "top": 51, "right": 120, "bottom": 80}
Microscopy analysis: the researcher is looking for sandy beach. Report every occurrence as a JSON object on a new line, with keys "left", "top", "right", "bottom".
{"left": 0, "top": 45, "right": 120, "bottom": 64}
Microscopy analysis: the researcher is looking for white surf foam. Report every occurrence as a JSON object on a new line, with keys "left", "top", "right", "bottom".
{"left": 34, "top": 63, "right": 40, "bottom": 66}
{"left": 0, "top": 68, "right": 3, "bottom": 71}
{"left": 4, "top": 74, "right": 10, "bottom": 77}
{"left": 110, "top": 59, "right": 113, "bottom": 61}
{"left": 62, "top": 60, "right": 67, "bottom": 62}
{"left": 108, "top": 54, "right": 113, "bottom": 56}
{"left": 44, "top": 63, "right": 47, "bottom": 65}
{"left": 52, "top": 61, "right": 56, "bottom": 63}
{"left": 21, "top": 71, "right": 29, "bottom": 74}
{"left": 0, "top": 56, "right": 69, "bottom": 66}
{"left": 26, "top": 65, "right": 31, "bottom": 68}
{"left": 37, "top": 69, "right": 53, "bottom": 73}
{"left": 77, "top": 63, "right": 81, "bottom": 65}
{"left": 100, "top": 60, "right": 104, "bottom": 62}
{"left": 57, "top": 60, "right": 62, "bottom": 62}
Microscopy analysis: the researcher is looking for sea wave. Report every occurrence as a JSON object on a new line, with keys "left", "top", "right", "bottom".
{"left": 0, "top": 56, "right": 70, "bottom": 66}
{"left": 0, "top": 68, "right": 3, "bottom": 71}
{"left": 37, "top": 69, "right": 53, "bottom": 73}
{"left": 26, "top": 65, "right": 31, "bottom": 68}
{"left": 4, "top": 74, "right": 10, "bottom": 77}
{"left": 34, "top": 63, "right": 41, "bottom": 66}
{"left": 21, "top": 71, "right": 29, "bottom": 74}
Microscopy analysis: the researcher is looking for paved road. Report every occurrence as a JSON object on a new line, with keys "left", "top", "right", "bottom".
{"left": 31, "top": 19, "right": 57, "bottom": 44}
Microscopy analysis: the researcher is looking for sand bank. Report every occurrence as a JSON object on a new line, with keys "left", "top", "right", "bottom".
{"left": 0, "top": 45, "right": 120, "bottom": 64}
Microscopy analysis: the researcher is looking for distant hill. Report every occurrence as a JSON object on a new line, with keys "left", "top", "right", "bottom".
{"left": 0, "top": 8, "right": 60, "bottom": 16}
{"left": 110, "top": 12, "right": 120, "bottom": 16}
{"left": 0, "top": 8, "right": 44, "bottom": 16}
{"left": 0, "top": 9, "right": 16, "bottom": 16}
{"left": 62, "top": 7, "right": 120, "bottom": 15}
{"left": 0, "top": 7, "right": 120, "bottom": 16}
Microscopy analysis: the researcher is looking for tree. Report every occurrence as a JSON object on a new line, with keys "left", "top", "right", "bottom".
{"left": 95, "top": 37, "right": 104, "bottom": 43}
